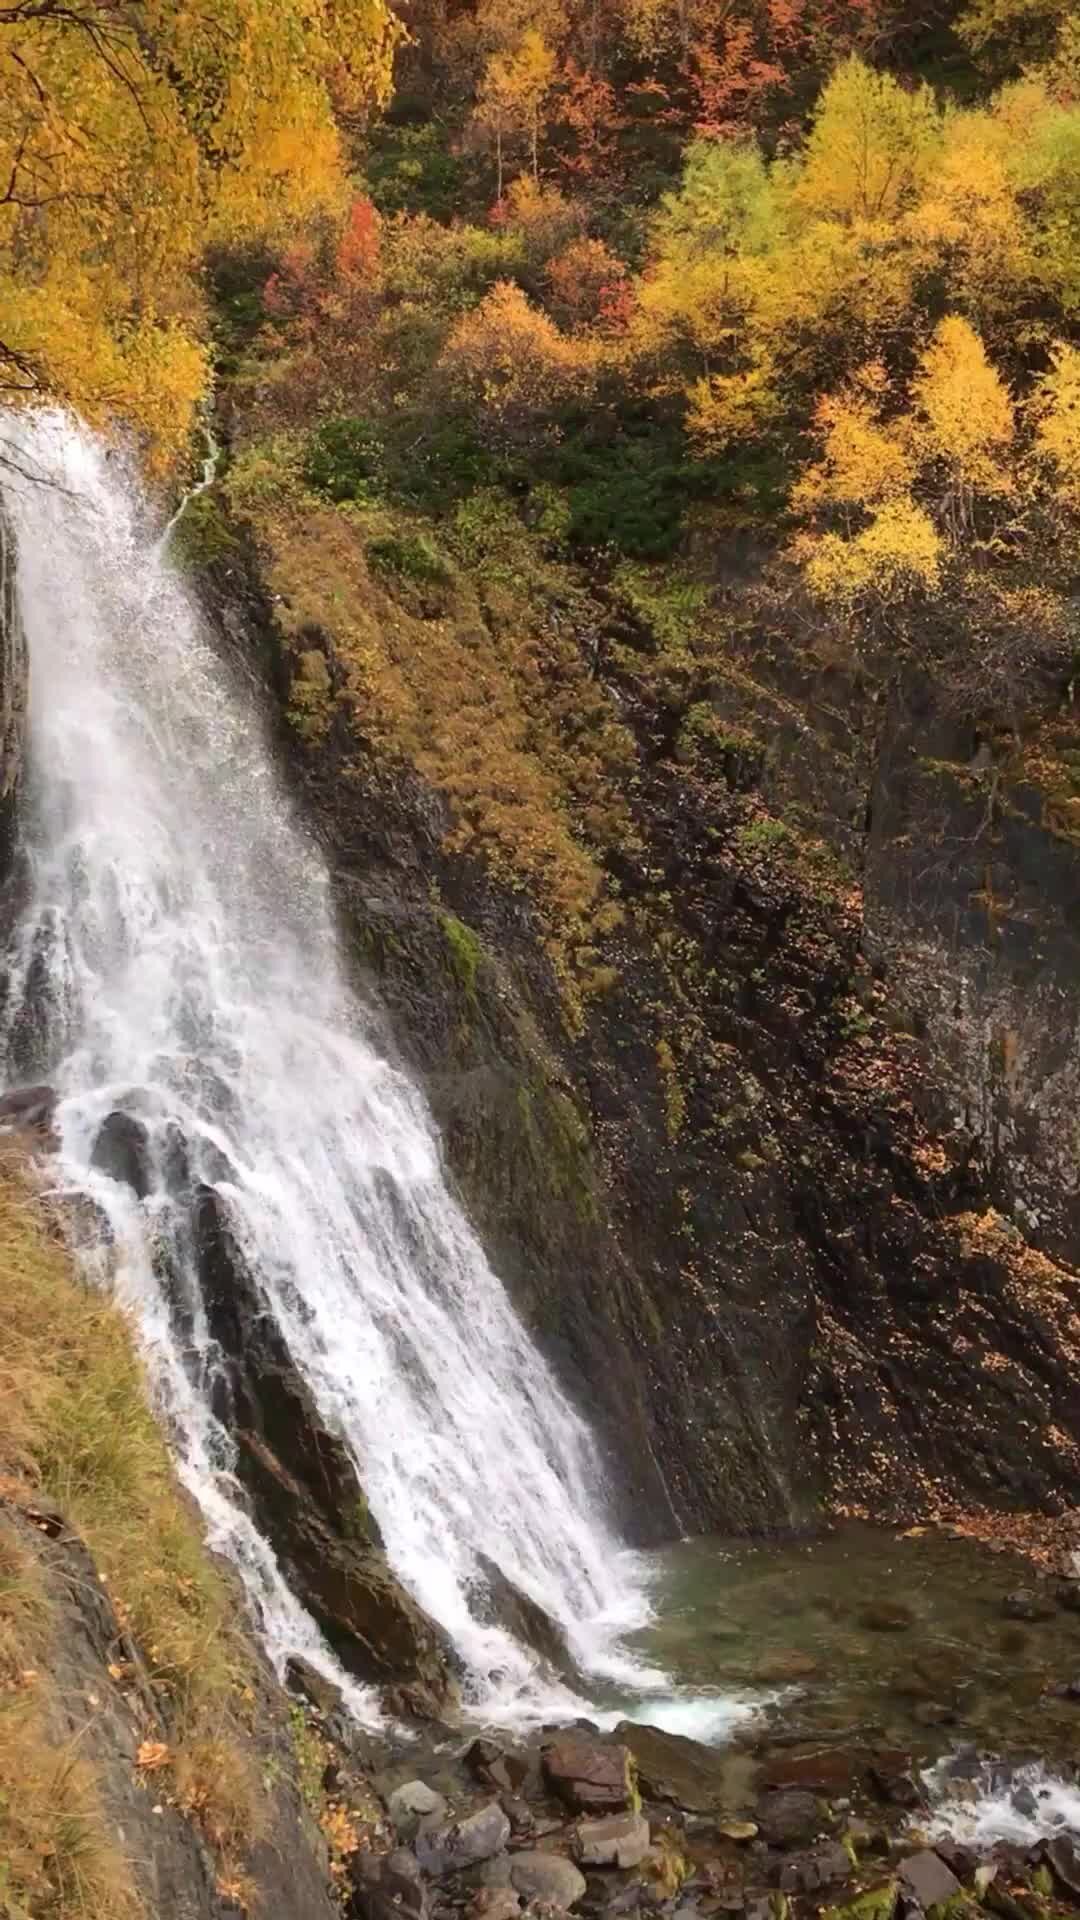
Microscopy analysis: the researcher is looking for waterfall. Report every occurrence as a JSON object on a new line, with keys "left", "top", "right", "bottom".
{"left": 0, "top": 411, "right": 662, "bottom": 1725}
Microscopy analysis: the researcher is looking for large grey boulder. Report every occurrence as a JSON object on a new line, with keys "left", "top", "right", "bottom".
{"left": 388, "top": 1780, "right": 448, "bottom": 1839}
{"left": 507, "top": 1852, "right": 587, "bottom": 1908}
{"left": 415, "top": 1803, "right": 511, "bottom": 1878}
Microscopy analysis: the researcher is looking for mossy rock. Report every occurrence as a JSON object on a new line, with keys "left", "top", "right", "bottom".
{"left": 439, "top": 911, "right": 483, "bottom": 1001}
{"left": 825, "top": 1882, "right": 899, "bottom": 1920}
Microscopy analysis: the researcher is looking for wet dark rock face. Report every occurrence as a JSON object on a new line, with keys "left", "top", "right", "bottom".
{"left": 206, "top": 527, "right": 1080, "bottom": 1544}
{"left": 0, "top": 508, "right": 27, "bottom": 886}
{"left": 191, "top": 1183, "right": 459, "bottom": 1714}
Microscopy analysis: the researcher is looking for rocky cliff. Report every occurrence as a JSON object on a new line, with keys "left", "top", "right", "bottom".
{"left": 193, "top": 490, "right": 1080, "bottom": 1546}
{"left": 0, "top": 503, "right": 27, "bottom": 878}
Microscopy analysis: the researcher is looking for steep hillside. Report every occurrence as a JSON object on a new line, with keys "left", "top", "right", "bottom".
{"left": 0, "top": 1157, "right": 343, "bottom": 1919}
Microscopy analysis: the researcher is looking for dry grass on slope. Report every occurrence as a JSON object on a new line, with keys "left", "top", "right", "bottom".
{"left": 0, "top": 1520, "right": 141, "bottom": 1920}
{"left": 0, "top": 1156, "right": 263, "bottom": 1916}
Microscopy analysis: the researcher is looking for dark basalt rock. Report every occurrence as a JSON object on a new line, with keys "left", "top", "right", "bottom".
{"left": 867, "top": 1751, "right": 921, "bottom": 1810}
{"left": 0, "top": 507, "right": 27, "bottom": 891}
{"left": 193, "top": 1183, "right": 376, "bottom": 1537}
{"left": 896, "top": 1851, "right": 961, "bottom": 1912}
{"left": 0, "top": 1080, "right": 57, "bottom": 1142}
{"left": 755, "top": 1789, "right": 821, "bottom": 1849}
{"left": 191, "top": 1182, "right": 456, "bottom": 1712}
{"left": 90, "top": 1108, "right": 153, "bottom": 1197}
{"left": 350, "top": 1847, "right": 429, "bottom": 1920}
{"left": 463, "top": 1737, "right": 531, "bottom": 1797}
{"left": 285, "top": 1654, "right": 346, "bottom": 1719}
{"left": 614, "top": 1721, "right": 746, "bottom": 1814}
{"left": 778, "top": 1841, "right": 852, "bottom": 1895}
{"left": 1002, "top": 1588, "right": 1055, "bottom": 1622}
{"left": 472, "top": 1554, "right": 583, "bottom": 1688}
{"left": 1048, "top": 1836, "right": 1080, "bottom": 1898}
{"left": 203, "top": 496, "right": 1080, "bottom": 1549}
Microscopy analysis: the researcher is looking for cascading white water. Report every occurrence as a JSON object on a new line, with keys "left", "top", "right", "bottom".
{"left": 0, "top": 411, "right": 666, "bottom": 1724}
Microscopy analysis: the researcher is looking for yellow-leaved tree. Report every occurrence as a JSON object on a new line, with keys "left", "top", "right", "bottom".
{"left": 792, "top": 320, "right": 1021, "bottom": 607}
{"left": 436, "top": 279, "right": 596, "bottom": 453}
{"left": 793, "top": 56, "right": 941, "bottom": 227}
{"left": 1033, "top": 341, "right": 1080, "bottom": 513}
{"left": 911, "top": 313, "right": 1016, "bottom": 535}
{"left": 790, "top": 365, "right": 942, "bottom": 604}
{"left": 0, "top": 0, "right": 400, "bottom": 464}
{"left": 472, "top": 29, "right": 558, "bottom": 198}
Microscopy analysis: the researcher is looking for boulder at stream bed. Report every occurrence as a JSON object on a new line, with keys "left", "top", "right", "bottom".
{"left": 542, "top": 1741, "right": 633, "bottom": 1813}
{"left": 415, "top": 1804, "right": 511, "bottom": 1877}
{"left": 573, "top": 1812, "right": 651, "bottom": 1868}
{"left": 614, "top": 1722, "right": 751, "bottom": 1813}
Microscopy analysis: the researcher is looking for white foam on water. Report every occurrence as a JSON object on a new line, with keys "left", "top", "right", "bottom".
{"left": 0, "top": 408, "right": 696, "bottom": 1727}
{"left": 606, "top": 1693, "right": 760, "bottom": 1742}
{"left": 925, "top": 1758, "right": 1080, "bottom": 1849}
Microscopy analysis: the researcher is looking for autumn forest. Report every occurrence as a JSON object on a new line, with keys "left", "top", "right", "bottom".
{"left": 1, "top": 1, "right": 1076, "bottom": 653}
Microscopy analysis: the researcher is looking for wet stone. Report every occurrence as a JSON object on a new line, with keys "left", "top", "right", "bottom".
{"left": 415, "top": 1803, "right": 511, "bottom": 1877}
{"left": 573, "top": 1813, "right": 651, "bottom": 1869}
{"left": 502, "top": 1794, "right": 536, "bottom": 1837}
{"left": 762, "top": 1750, "right": 861, "bottom": 1796}
{"left": 90, "top": 1108, "right": 152, "bottom": 1197}
{"left": 615, "top": 1722, "right": 742, "bottom": 1814}
{"left": 755, "top": 1790, "right": 821, "bottom": 1847}
{"left": 868, "top": 1752, "right": 921, "bottom": 1810}
{"left": 858, "top": 1603, "right": 915, "bottom": 1633}
{"left": 778, "top": 1841, "right": 851, "bottom": 1894}
{"left": 389, "top": 1780, "right": 448, "bottom": 1839}
{"left": 1001, "top": 1588, "right": 1054, "bottom": 1622}
{"left": 508, "top": 1852, "right": 588, "bottom": 1908}
{"left": 285, "top": 1655, "right": 345, "bottom": 1719}
{"left": 896, "top": 1851, "right": 961, "bottom": 1912}
{"left": 469, "top": 1892, "right": 522, "bottom": 1920}
{"left": 1048, "top": 1836, "right": 1080, "bottom": 1897}
{"left": 0, "top": 1081, "right": 57, "bottom": 1141}
{"left": 351, "top": 1848, "right": 429, "bottom": 1920}
{"left": 543, "top": 1742, "right": 631, "bottom": 1814}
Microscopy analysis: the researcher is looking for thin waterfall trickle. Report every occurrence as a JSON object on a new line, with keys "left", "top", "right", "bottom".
{"left": 0, "top": 410, "right": 666, "bottom": 1725}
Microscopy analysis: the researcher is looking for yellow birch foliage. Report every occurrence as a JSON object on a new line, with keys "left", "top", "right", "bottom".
{"left": 791, "top": 365, "right": 915, "bottom": 516}
{"left": 909, "top": 107, "right": 1031, "bottom": 329}
{"left": 0, "top": 0, "right": 400, "bottom": 462}
{"left": 793, "top": 56, "right": 941, "bottom": 227}
{"left": 911, "top": 314, "right": 1016, "bottom": 506}
{"left": 801, "top": 498, "right": 943, "bottom": 603}
{"left": 789, "top": 364, "right": 943, "bottom": 604}
{"left": 1033, "top": 342, "right": 1080, "bottom": 510}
